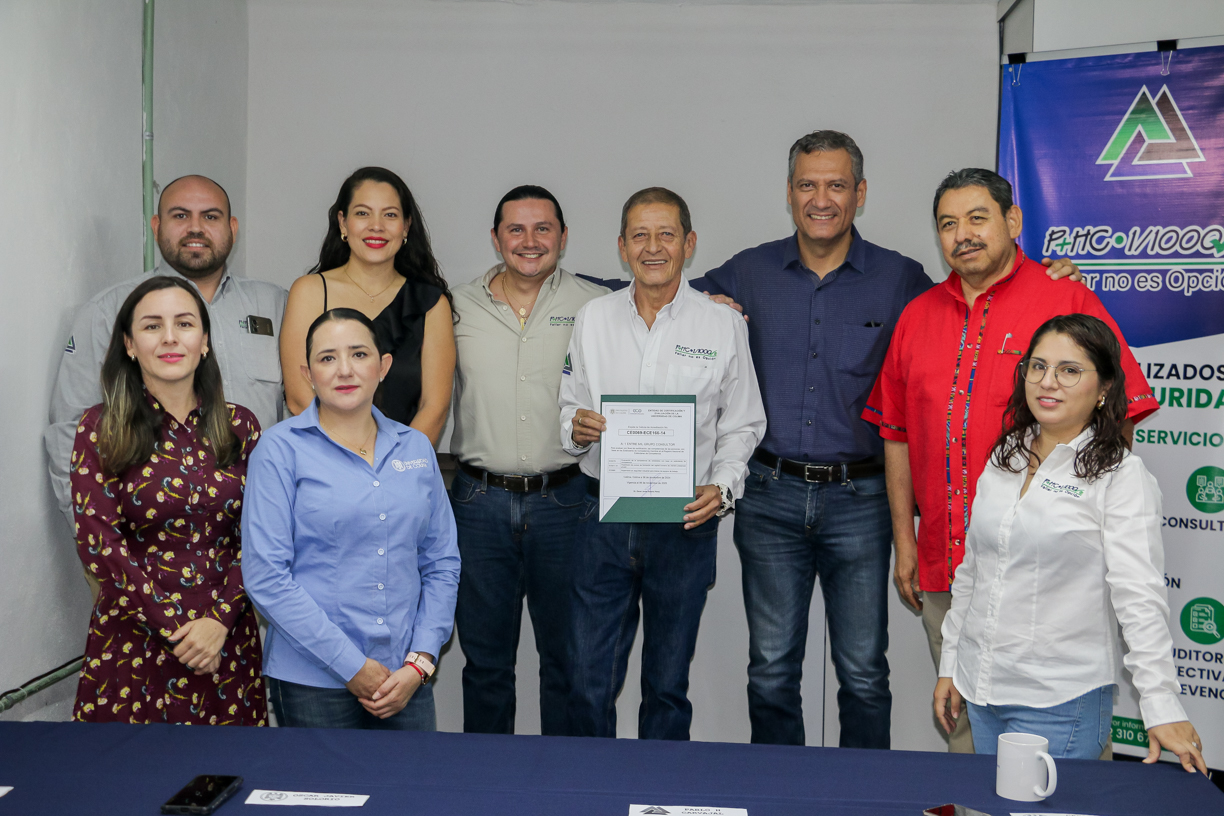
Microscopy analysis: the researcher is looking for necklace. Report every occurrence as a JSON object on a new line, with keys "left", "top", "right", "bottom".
{"left": 500, "top": 273, "right": 537, "bottom": 328}
{"left": 323, "top": 417, "right": 377, "bottom": 457}
{"left": 343, "top": 266, "right": 397, "bottom": 303}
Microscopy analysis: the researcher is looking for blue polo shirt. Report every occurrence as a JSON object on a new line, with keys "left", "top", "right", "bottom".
{"left": 689, "top": 228, "right": 932, "bottom": 463}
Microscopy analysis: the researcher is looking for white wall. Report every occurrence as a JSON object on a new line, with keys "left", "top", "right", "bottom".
{"left": 0, "top": 0, "right": 249, "bottom": 721}
{"left": 1031, "top": 0, "right": 1224, "bottom": 53}
{"left": 246, "top": 0, "right": 998, "bottom": 750}
{"left": 0, "top": 0, "right": 144, "bottom": 721}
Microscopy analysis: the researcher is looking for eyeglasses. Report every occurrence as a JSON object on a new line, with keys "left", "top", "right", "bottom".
{"left": 1019, "top": 359, "right": 1096, "bottom": 387}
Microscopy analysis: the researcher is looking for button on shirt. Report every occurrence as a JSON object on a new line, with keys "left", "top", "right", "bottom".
{"left": 864, "top": 248, "right": 1157, "bottom": 591}
{"left": 690, "top": 228, "right": 932, "bottom": 462}
{"left": 451, "top": 265, "right": 608, "bottom": 474}
{"left": 940, "top": 430, "right": 1186, "bottom": 730}
{"left": 559, "top": 280, "right": 766, "bottom": 497}
{"left": 241, "top": 401, "right": 460, "bottom": 688}
{"left": 45, "top": 266, "right": 287, "bottom": 525}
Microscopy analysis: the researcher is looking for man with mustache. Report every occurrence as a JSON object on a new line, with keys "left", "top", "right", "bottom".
{"left": 46, "top": 175, "right": 287, "bottom": 528}
{"left": 864, "top": 167, "right": 1156, "bottom": 747}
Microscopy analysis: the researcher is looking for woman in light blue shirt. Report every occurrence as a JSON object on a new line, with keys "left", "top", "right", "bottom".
{"left": 243, "top": 308, "right": 459, "bottom": 729}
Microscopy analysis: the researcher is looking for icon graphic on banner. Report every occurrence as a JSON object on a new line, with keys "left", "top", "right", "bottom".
{"left": 1097, "top": 85, "right": 1204, "bottom": 181}
{"left": 1181, "top": 597, "right": 1224, "bottom": 645}
{"left": 1187, "top": 466, "right": 1224, "bottom": 513}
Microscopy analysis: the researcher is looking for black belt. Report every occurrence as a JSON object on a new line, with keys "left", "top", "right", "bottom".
{"left": 752, "top": 449, "right": 884, "bottom": 483}
{"left": 458, "top": 461, "right": 582, "bottom": 493}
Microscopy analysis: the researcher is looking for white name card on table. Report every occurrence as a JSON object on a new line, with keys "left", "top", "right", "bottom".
{"left": 629, "top": 805, "right": 747, "bottom": 816}
{"left": 1011, "top": 812, "right": 1100, "bottom": 816}
{"left": 0, "top": 786, "right": 12, "bottom": 798}
{"left": 246, "top": 789, "right": 369, "bottom": 807}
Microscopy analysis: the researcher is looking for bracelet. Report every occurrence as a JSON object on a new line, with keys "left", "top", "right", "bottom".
{"left": 405, "top": 662, "right": 427, "bottom": 681}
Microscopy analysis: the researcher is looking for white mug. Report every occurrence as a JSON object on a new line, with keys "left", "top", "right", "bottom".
{"left": 996, "top": 732, "right": 1058, "bottom": 801}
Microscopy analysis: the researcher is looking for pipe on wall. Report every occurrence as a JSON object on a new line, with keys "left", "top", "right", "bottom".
{"left": 142, "top": 0, "right": 155, "bottom": 271}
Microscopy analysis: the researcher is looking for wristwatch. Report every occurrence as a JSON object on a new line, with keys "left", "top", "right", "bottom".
{"left": 715, "top": 483, "right": 735, "bottom": 518}
{"left": 404, "top": 651, "right": 436, "bottom": 682}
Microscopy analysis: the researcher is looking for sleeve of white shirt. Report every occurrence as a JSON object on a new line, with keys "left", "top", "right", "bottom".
{"left": 940, "top": 527, "right": 979, "bottom": 678}
{"left": 1101, "top": 456, "right": 1187, "bottom": 729}
{"left": 558, "top": 305, "right": 593, "bottom": 457}
{"left": 708, "top": 314, "right": 766, "bottom": 497}
{"left": 44, "top": 298, "right": 111, "bottom": 528}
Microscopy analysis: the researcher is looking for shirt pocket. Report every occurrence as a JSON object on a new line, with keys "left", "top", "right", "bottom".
{"left": 837, "top": 323, "right": 887, "bottom": 378}
{"left": 239, "top": 332, "right": 282, "bottom": 384}
{"left": 664, "top": 364, "right": 715, "bottom": 423}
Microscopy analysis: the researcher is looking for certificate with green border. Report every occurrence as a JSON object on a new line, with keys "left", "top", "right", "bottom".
{"left": 597, "top": 395, "right": 696, "bottom": 523}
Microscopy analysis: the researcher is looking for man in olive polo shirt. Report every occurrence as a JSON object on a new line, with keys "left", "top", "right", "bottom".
{"left": 449, "top": 186, "right": 608, "bottom": 735}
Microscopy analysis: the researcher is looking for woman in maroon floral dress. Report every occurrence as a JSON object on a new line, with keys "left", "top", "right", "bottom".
{"left": 70, "top": 276, "right": 266, "bottom": 725}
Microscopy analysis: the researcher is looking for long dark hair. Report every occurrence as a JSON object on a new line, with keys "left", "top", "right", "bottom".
{"left": 991, "top": 314, "right": 1129, "bottom": 482}
{"left": 307, "top": 166, "right": 453, "bottom": 313}
{"left": 97, "top": 276, "right": 240, "bottom": 475}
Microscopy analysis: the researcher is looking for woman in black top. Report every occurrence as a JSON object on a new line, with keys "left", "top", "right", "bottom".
{"left": 281, "top": 167, "right": 455, "bottom": 443}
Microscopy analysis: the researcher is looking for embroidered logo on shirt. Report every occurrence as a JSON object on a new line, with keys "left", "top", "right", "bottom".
{"left": 674, "top": 345, "right": 717, "bottom": 360}
{"left": 550, "top": 316, "right": 575, "bottom": 326}
{"left": 1039, "top": 478, "right": 1085, "bottom": 498}
{"left": 64, "top": 335, "right": 76, "bottom": 354}
{"left": 392, "top": 458, "right": 429, "bottom": 472}
{"left": 562, "top": 353, "right": 572, "bottom": 376}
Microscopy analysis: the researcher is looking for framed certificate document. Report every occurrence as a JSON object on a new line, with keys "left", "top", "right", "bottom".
{"left": 597, "top": 395, "right": 696, "bottom": 522}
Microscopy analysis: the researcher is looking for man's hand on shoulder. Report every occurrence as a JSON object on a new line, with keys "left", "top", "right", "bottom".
{"left": 1041, "top": 256, "right": 1083, "bottom": 283}
{"left": 703, "top": 292, "right": 747, "bottom": 320}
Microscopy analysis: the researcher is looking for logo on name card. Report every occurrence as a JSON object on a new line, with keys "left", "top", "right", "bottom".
{"left": 392, "top": 458, "right": 429, "bottom": 472}
{"left": 1038, "top": 478, "right": 1084, "bottom": 498}
{"left": 259, "top": 792, "right": 289, "bottom": 801}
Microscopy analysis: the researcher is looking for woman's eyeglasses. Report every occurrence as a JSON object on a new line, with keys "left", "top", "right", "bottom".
{"left": 1019, "top": 359, "right": 1096, "bottom": 387}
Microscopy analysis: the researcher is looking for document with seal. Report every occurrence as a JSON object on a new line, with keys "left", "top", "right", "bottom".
{"left": 598, "top": 395, "right": 696, "bottom": 522}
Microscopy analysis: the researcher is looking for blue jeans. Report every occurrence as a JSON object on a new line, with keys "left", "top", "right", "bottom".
{"left": 566, "top": 495, "right": 719, "bottom": 741}
{"left": 450, "top": 468, "right": 588, "bottom": 735}
{"left": 967, "top": 685, "right": 1114, "bottom": 759}
{"left": 267, "top": 676, "right": 436, "bottom": 730}
{"left": 733, "top": 460, "right": 892, "bottom": 748}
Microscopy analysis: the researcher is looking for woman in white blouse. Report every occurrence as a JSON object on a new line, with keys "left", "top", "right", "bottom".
{"left": 934, "top": 314, "right": 1205, "bottom": 773}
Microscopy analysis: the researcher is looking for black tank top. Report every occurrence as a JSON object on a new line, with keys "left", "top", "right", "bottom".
{"left": 321, "top": 274, "right": 443, "bottom": 426}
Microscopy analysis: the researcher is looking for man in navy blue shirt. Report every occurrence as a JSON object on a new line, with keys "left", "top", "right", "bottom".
{"left": 687, "top": 131, "right": 931, "bottom": 749}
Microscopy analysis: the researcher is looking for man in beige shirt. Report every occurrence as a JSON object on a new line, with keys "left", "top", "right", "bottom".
{"left": 449, "top": 186, "right": 608, "bottom": 735}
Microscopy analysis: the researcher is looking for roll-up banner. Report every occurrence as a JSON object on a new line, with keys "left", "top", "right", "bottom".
{"left": 1000, "top": 46, "right": 1224, "bottom": 768}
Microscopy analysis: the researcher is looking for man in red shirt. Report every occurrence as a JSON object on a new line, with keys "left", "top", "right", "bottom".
{"left": 863, "top": 168, "right": 1156, "bottom": 751}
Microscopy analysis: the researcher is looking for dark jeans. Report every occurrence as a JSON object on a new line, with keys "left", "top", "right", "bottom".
{"left": 267, "top": 676, "right": 436, "bottom": 730}
{"left": 734, "top": 460, "right": 892, "bottom": 748}
{"left": 566, "top": 495, "right": 719, "bottom": 741}
{"left": 449, "top": 468, "right": 588, "bottom": 735}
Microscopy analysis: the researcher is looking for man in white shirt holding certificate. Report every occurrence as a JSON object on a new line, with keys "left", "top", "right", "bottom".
{"left": 558, "top": 187, "right": 766, "bottom": 740}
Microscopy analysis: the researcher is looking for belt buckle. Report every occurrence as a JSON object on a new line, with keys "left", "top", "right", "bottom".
{"left": 802, "top": 463, "right": 833, "bottom": 483}
{"left": 515, "top": 475, "right": 533, "bottom": 492}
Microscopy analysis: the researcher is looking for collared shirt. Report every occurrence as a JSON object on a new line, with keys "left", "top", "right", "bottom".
{"left": 940, "top": 429, "right": 1186, "bottom": 729}
{"left": 559, "top": 280, "right": 766, "bottom": 497}
{"left": 864, "top": 248, "right": 1158, "bottom": 591}
{"left": 45, "top": 265, "right": 287, "bottom": 526}
{"left": 451, "top": 265, "right": 608, "bottom": 474}
{"left": 689, "top": 227, "right": 932, "bottom": 462}
{"left": 241, "top": 401, "right": 460, "bottom": 688}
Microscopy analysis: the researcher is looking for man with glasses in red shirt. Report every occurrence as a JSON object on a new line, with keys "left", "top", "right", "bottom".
{"left": 864, "top": 168, "right": 1156, "bottom": 750}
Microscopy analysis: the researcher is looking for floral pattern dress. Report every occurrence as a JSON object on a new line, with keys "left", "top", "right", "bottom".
{"left": 70, "top": 395, "right": 267, "bottom": 725}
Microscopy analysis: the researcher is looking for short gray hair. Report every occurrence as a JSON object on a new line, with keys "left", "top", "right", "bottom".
{"left": 620, "top": 187, "right": 692, "bottom": 238}
{"left": 788, "top": 130, "right": 864, "bottom": 187}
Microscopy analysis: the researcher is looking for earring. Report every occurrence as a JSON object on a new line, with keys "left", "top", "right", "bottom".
{"left": 1097, "top": 394, "right": 1107, "bottom": 408}
{"left": 128, "top": 354, "right": 136, "bottom": 361}
{"left": 341, "top": 232, "right": 348, "bottom": 242}
{"left": 379, "top": 376, "right": 385, "bottom": 383}
{"left": 202, "top": 349, "right": 209, "bottom": 359}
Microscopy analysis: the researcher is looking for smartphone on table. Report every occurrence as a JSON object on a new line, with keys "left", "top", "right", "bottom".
{"left": 161, "top": 775, "right": 243, "bottom": 815}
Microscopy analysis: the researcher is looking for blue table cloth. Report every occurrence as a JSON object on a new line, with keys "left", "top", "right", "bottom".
{"left": 0, "top": 722, "right": 1218, "bottom": 815}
